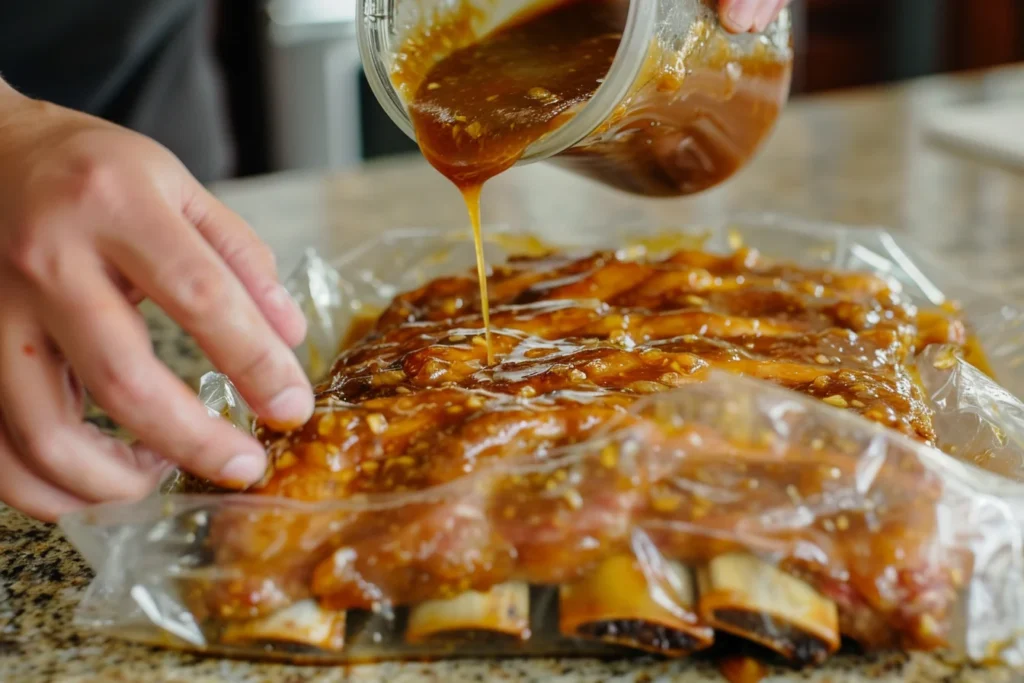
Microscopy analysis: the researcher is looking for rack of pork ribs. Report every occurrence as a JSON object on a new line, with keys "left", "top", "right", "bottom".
{"left": 200, "top": 247, "right": 971, "bottom": 664}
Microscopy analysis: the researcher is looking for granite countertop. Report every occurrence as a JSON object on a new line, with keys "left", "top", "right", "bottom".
{"left": 3, "top": 65, "right": 1024, "bottom": 682}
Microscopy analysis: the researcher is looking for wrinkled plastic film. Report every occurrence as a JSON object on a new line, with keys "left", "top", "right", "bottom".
{"left": 286, "top": 249, "right": 353, "bottom": 382}
{"left": 62, "top": 373, "right": 1024, "bottom": 664}
{"left": 60, "top": 217, "right": 1024, "bottom": 665}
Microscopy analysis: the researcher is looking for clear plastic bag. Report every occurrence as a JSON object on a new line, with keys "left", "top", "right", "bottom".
{"left": 60, "top": 216, "right": 1024, "bottom": 668}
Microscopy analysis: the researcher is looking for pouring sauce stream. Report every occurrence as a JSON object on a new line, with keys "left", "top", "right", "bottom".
{"left": 396, "top": 0, "right": 627, "bottom": 364}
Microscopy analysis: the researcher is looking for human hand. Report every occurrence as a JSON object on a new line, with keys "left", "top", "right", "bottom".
{"left": 0, "top": 83, "right": 313, "bottom": 522}
{"left": 719, "top": 0, "right": 791, "bottom": 33}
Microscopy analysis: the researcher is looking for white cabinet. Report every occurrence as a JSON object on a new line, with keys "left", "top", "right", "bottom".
{"left": 264, "top": 0, "right": 363, "bottom": 171}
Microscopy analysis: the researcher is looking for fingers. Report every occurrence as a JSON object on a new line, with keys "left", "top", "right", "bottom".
{"left": 0, "top": 420, "right": 87, "bottom": 523}
{"left": 754, "top": 0, "right": 789, "bottom": 32}
{"left": 101, "top": 199, "right": 314, "bottom": 429}
{"left": 720, "top": 0, "right": 787, "bottom": 33}
{"left": 34, "top": 259, "right": 271, "bottom": 487}
{"left": 182, "top": 183, "right": 307, "bottom": 349}
{"left": 0, "top": 310, "right": 166, "bottom": 503}
{"left": 720, "top": 0, "right": 758, "bottom": 33}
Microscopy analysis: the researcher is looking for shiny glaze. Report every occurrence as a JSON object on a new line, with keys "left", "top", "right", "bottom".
{"left": 207, "top": 247, "right": 968, "bottom": 656}
{"left": 396, "top": 0, "right": 788, "bottom": 361}
{"left": 397, "top": 0, "right": 627, "bottom": 363}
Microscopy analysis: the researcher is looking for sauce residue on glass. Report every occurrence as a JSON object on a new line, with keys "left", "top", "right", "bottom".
{"left": 556, "top": 37, "right": 791, "bottom": 196}
{"left": 394, "top": 0, "right": 628, "bottom": 364}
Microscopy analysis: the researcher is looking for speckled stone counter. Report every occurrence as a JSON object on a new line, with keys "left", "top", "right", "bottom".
{"left": 3, "top": 65, "right": 1024, "bottom": 682}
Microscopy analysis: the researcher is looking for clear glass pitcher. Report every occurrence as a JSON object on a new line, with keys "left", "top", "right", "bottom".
{"left": 358, "top": 0, "right": 793, "bottom": 196}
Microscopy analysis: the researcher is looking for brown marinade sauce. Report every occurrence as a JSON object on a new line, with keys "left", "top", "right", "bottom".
{"left": 398, "top": 0, "right": 627, "bottom": 189}
{"left": 394, "top": 0, "right": 627, "bottom": 364}
{"left": 393, "top": 0, "right": 790, "bottom": 363}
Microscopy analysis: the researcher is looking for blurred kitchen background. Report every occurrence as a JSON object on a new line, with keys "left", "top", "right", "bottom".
{"left": 218, "top": 0, "right": 1024, "bottom": 178}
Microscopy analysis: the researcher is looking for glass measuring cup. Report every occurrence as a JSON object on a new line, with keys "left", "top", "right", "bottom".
{"left": 358, "top": 0, "right": 793, "bottom": 196}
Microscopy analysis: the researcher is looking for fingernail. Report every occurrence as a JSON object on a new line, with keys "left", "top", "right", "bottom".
{"left": 219, "top": 453, "right": 266, "bottom": 486}
{"left": 267, "top": 386, "right": 314, "bottom": 425}
{"left": 725, "top": 0, "right": 757, "bottom": 32}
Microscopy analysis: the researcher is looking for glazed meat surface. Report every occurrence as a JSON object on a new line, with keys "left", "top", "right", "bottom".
{"left": 208, "top": 247, "right": 967, "bottom": 651}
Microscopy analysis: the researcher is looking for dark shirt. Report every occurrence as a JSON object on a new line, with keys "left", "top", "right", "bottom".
{"left": 0, "top": 0, "right": 232, "bottom": 182}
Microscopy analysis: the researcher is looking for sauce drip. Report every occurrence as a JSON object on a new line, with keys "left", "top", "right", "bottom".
{"left": 399, "top": 0, "right": 627, "bottom": 365}
{"left": 397, "top": 0, "right": 790, "bottom": 363}
{"left": 464, "top": 185, "right": 493, "bottom": 362}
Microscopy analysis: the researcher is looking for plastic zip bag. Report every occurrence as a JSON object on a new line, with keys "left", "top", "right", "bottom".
{"left": 60, "top": 216, "right": 1024, "bottom": 667}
